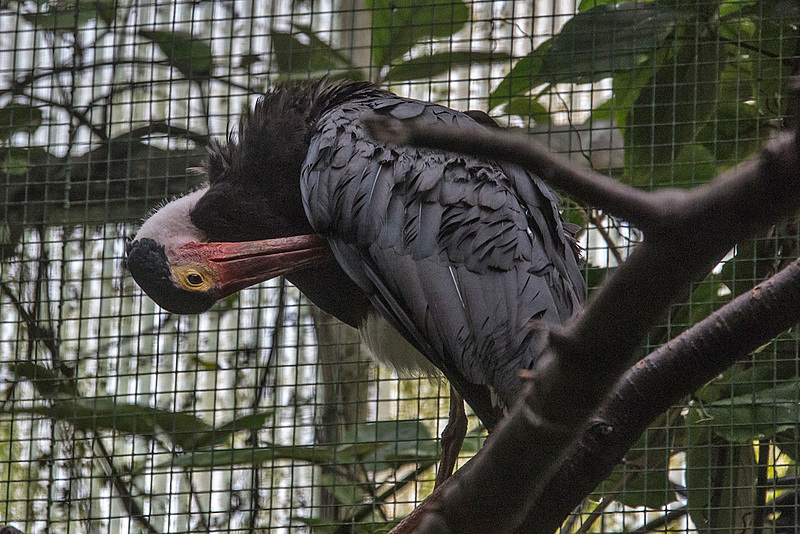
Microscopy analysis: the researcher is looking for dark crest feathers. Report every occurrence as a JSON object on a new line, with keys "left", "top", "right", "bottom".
{"left": 203, "top": 79, "right": 385, "bottom": 182}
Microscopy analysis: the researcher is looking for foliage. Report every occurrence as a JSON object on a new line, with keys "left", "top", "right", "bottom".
{"left": 270, "top": 0, "right": 509, "bottom": 84}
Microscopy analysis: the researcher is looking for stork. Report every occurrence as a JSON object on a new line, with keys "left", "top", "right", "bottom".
{"left": 127, "top": 80, "right": 585, "bottom": 482}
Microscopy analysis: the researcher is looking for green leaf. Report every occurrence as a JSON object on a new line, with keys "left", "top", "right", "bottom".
{"left": 541, "top": 3, "right": 686, "bottom": 84}
{"left": 385, "top": 51, "right": 510, "bottom": 83}
{"left": 696, "top": 102, "right": 760, "bottom": 168}
{"left": 13, "top": 361, "right": 77, "bottom": 397}
{"left": 342, "top": 420, "right": 437, "bottom": 472}
{"left": 741, "top": 0, "right": 800, "bottom": 24}
{"left": 0, "top": 146, "right": 49, "bottom": 176}
{"left": 317, "top": 472, "right": 369, "bottom": 507}
{"left": 458, "top": 426, "right": 487, "bottom": 455}
{"left": 670, "top": 143, "right": 717, "bottom": 187}
{"left": 294, "top": 24, "right": 355, "bottom": 66}
{"left": 293, "top": 516, "right": 400, "bottom": 534}
{"left": 625, "top": 34, "right": 727, "bottom": 185}
{"left": 686, "top": 407, "right": 758, "bottom": 533}
{"left": 698, "top": 343, "right": 800, "bottom": 405}
{"left": 139, "top": 30, "right": 213, "bottom": 78}
{"left": 737, "top": 19, "right": 795, "bottom": 122}
{"left": 369, "top": 0, "right": 469, "bottom": 69}
{"left": 602, "top": 48, "right": 671, "bottom": 130}
{"left": 704, "top": 381, "right": 800, "bottom": 442}
{"left": 237, "top": 53, "right": 262, "bottom": 71}
{"left": 504, "top": 98, "right": 550, "bottom": 120}
{"left": 586, "top": 264, "right": 613, "bottom": 294}
{"left": 593, "top": 411, "right": 676, "bottom": 509}
{"left": 0, "top": 103, "right": 43, "bottom": 141}
{"left": 190, "top": 411, "right": 273, "bottom": 449}
{"left": 271, "top": 28, "right": 353, "bottom": 76}
{"left": 488, "top": 39, "right": 552, "bottom": 110}
{"left": 156, "top": 441, "right": 382, "bottom": 470}
{"left": 20, "top": 398, "right": 213, "bottom": 448}
{"left": 21, "top": 3, "right": 110, "bottom": 34}
{"left": 578, "top": 0, "right": 630, "bottom": 11}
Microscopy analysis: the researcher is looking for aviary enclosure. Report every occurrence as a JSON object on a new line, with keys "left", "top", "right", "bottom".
{"left": 0, "top": 0, "right": 799, "bottom": 532}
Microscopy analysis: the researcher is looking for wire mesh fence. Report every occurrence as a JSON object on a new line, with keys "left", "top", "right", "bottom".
{"left": 0, "top": 0, "right": 798, "bottom": 532}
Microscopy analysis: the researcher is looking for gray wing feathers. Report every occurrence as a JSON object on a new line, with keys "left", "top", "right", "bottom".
{"left": 302, "top": 95, "right": 584, "bottom": 412}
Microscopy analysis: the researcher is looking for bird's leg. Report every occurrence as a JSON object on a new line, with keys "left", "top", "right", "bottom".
{"left": 435, "top": 385, "right": 467, "bottom": 487}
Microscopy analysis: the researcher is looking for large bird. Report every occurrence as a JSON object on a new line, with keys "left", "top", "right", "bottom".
{"left": 127, "top": 80, "right": 585, "bottom": 436}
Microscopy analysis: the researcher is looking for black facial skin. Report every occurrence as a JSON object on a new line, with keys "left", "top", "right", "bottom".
{"left": 126, "top": 238, "right": 215, "bottom": 314}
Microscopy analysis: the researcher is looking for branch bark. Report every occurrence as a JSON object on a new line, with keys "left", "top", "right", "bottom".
{"left": 369, "top": 75, "right": 800, "bottom": 533}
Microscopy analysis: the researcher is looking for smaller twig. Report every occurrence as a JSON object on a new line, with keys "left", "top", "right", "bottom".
{"left": 247, "top": 278, "right": 286, "bottom": 532}
{"left": 0, "top": 282, "right": 60, "bottom": 360}
{"left": 627, "top": 506, "right": 688, "bottom": 534}
{"left": 574, "top": 495, "right": 616, "bottom": 533}
{"left": 585, "top": 210, "right": 624, "bottom": 265}
{"left": 338, "top": 458, "right": 439, "bottom": 533}
{"left": 94, "top": 437, "right": 160, "bottom": 534}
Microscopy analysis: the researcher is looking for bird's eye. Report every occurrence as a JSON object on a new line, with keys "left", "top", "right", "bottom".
{"left": 186, "top": 273, "right": 204, "bottom": 286}
{"left": 172, "top": 265, "right": 213, "bottom": 291}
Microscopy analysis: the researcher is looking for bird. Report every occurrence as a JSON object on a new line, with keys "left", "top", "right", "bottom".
{"left": 127, "top": 79, "right": 585, "bottom": 448}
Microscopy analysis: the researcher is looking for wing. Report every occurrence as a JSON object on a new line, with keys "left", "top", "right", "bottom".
{"left": 301, "top": 94, "right": 585, "bottom": 422}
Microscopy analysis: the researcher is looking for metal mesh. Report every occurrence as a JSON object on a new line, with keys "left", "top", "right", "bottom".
{"left": 0, "top": 0, "right": 798, "bottom": 532}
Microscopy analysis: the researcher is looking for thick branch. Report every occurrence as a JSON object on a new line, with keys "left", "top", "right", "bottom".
{"left": 380, "top": 79, "right": 800, "bottom": 534}
{"left": 524, "top": 258, "right": 800, "bottom": 532}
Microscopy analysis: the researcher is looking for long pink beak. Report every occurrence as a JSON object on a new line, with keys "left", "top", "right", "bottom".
{"left": 178, "top": 234, "right": 334, "bottom": 297}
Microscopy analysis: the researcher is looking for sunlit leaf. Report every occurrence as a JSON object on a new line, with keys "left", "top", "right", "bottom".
{"left": 139, "top": 30, "right": 213, "bottom": 78}
{"left": 369, "top": 0, "right": 469, "bottom": 69}
{"left": 541, "top": 3, "right": 686, "bottom": 84}
{"left": 385, "top": 51, "right": 510, "bottom": 82}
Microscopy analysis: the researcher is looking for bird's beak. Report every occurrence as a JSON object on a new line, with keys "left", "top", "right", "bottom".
{"left": 178, "top": 234, "right": 333, "bottom": 297}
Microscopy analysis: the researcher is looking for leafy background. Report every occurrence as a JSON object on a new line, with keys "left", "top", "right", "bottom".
{"left": 0, "top": 0, "right": 799, "bottom": 532}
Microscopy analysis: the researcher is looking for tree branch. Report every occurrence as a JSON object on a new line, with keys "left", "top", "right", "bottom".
{"left": 373, "top": 75, "right": 800, "bottom": 534}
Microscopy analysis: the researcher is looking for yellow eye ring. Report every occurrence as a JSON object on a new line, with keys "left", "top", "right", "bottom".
{"left": 172, "top": 265, "right": 214, "bottom": 291}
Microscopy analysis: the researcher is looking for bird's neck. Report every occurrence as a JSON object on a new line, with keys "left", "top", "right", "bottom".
{"left": 286, "top": 262, "right": 370, "bottom": 329}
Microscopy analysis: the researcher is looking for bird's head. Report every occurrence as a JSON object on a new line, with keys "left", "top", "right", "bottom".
{"left": 127, "top": 187, "right": 332, "bottom": 314}
{"left": 127, "top": 81, "right": 375, "bottom": 315}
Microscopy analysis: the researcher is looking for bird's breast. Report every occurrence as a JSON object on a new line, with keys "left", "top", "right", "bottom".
{"left": 359, "top": 310, "right": 440, "bottom": 378}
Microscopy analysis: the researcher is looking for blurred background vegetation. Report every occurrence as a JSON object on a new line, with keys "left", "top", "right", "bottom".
{"left": 0, "top": 0, "right": 798, "bottom": 532}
